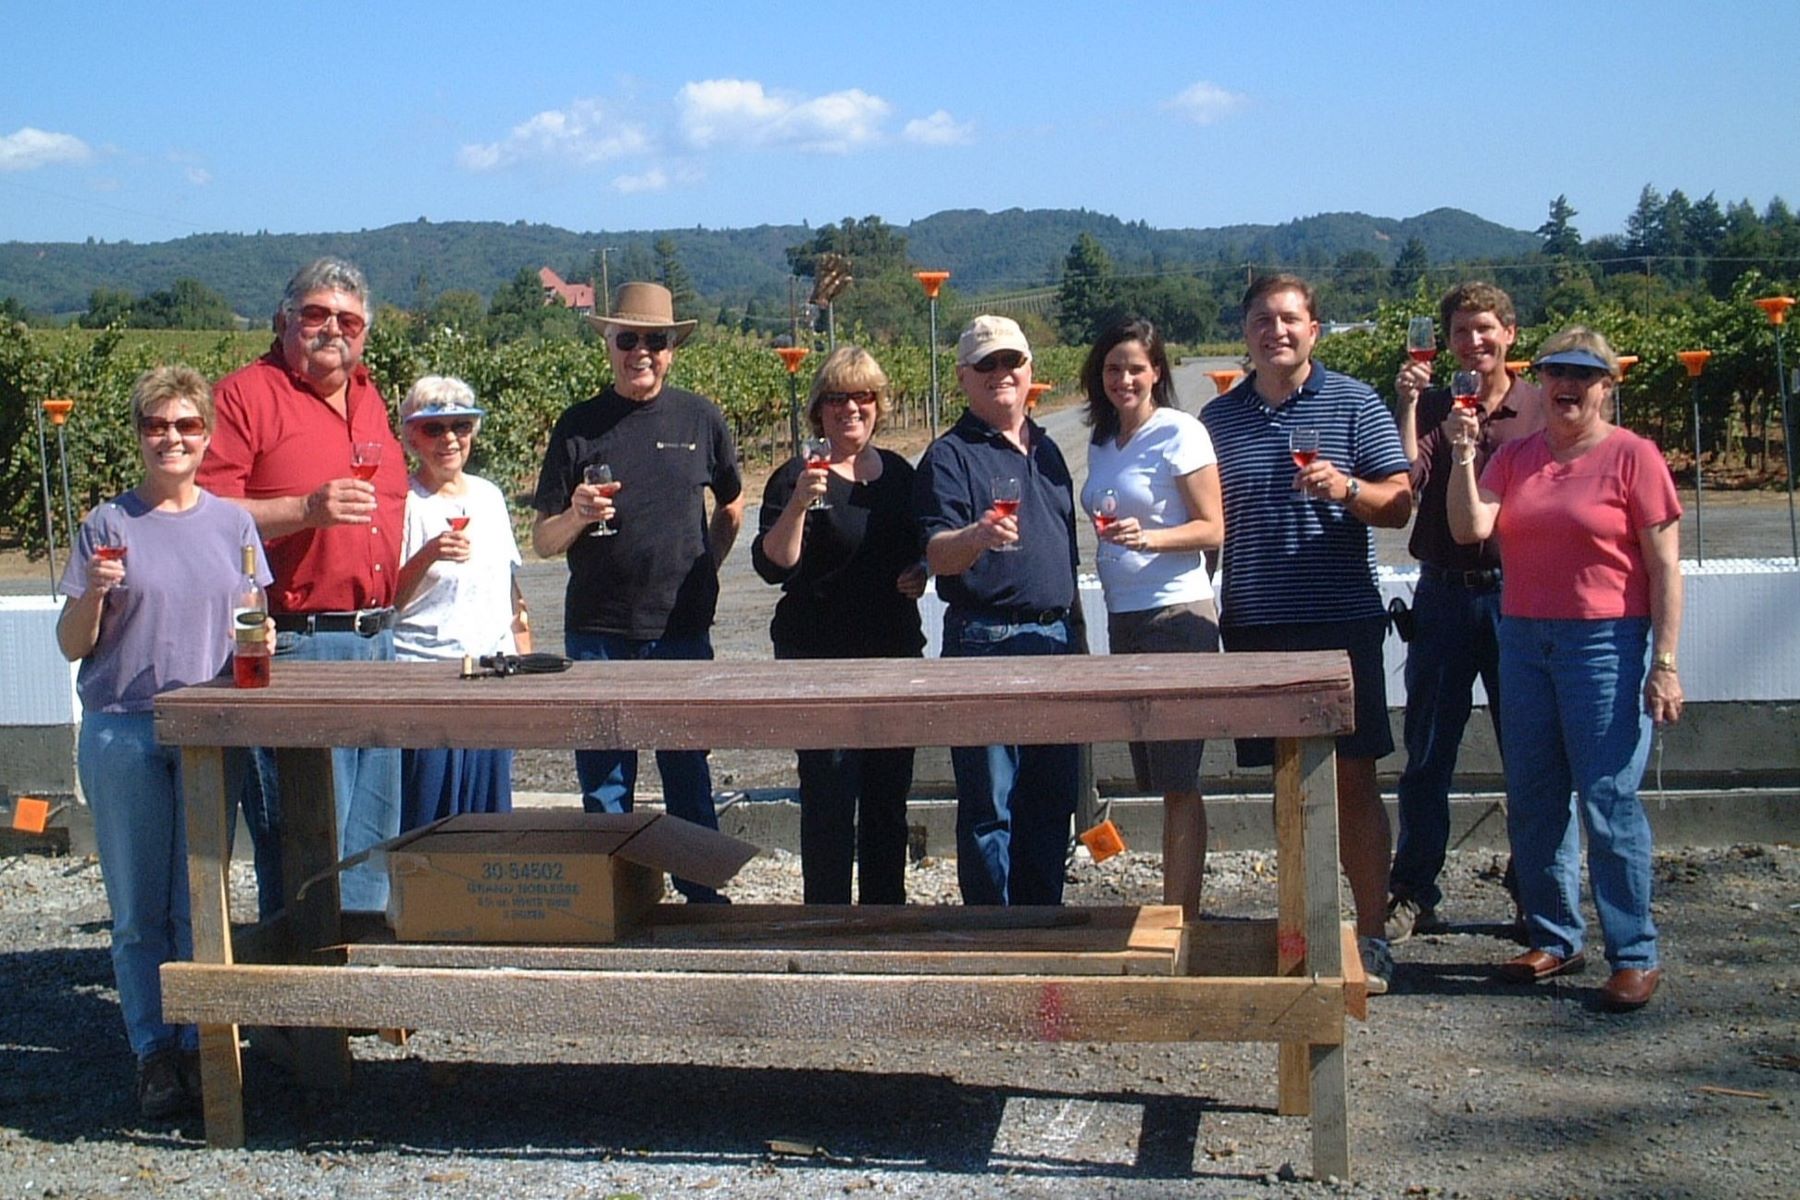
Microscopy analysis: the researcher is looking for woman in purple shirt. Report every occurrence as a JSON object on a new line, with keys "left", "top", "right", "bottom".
{"left": 56, "top": 366, "right": 271, "bottom": 1121}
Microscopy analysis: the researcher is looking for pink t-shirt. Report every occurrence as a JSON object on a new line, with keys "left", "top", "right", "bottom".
{"left": 1480, "top": 428, "right": 1682, "bottom": 620}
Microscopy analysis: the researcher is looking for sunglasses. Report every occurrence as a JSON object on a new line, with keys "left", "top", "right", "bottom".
{"left": 416, "top": 419, "right": 476, "bottom": 439}
{"left": 139, "top": 416, "right": 208, "bottom": 438}
{"left": 821, "top": 390, "right": 877, "bottom": 406}
{"left": 1538, "top": 363, "right": 1609, "bottom": 383}
{"left": 296, "top": 304, "right": 367, "bottom": 337}
{"left": 613, "top": 330, "right": 674, "bottom": 352}
{"left": 972, "top": 349, "right": 1027, "bottom": 374}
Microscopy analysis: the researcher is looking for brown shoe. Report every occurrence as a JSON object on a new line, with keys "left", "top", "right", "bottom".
{"left": 1497, "top": 948, "right": 1588, "bottom": 983}
{"left": 1601, "top": 967, "right": 1662, "bottom": 1011}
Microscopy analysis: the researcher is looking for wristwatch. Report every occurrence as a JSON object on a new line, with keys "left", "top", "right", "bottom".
{"left": 1652, "top": 651, "right": 1677, "bottom": 672}
{"left": 1344, "top": 478, "right": 1361, "bottom": 503}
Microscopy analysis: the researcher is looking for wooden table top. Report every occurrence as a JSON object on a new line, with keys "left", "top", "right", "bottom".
{"left": 154, "top": 651, "right": 1353, "bottom": 751}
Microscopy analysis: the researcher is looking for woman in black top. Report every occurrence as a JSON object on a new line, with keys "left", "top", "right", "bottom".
{"left": 752, "top": 346, "right": 927, "bottom": 903}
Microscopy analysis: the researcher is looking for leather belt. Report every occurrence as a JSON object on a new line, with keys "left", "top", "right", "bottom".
{"left": 272, "top": 608, "right": 395, "bottom": 637}
{"left": 1421, "top": 564, "right": 1503, "bottom": 590}
{"left": 961, "top": 605, "right": 1069, "bottom": 626}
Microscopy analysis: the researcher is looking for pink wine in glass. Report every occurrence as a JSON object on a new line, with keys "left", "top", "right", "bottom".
{"left": 447, "top": 515, "right": 470, "bottom": 531}
{"left": 1291, "top": 449, "right": 1319, "bottom": 469}
{"left": 1093, "top": 514, "right": 1117, "bottom": 535}
{"left": 1408, "top": 347, "right": 1437, "bottom": 364}
{"left": 351, "top": 461, "right": 379, "bottom": 481}
{"left": 93, "top": 544, "right": 127, "bottom": 562}
{"left": 991, "top": 498, "right": 1020, "bottom": 518}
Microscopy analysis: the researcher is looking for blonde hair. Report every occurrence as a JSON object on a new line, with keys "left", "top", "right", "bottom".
{"left": 1535, "top": 325, "right": 1620, "bottom": 378}
{"left": 130, "top": 365, "right": 214, "bottom": 429}
{"left": 805, "top": 346, "right": 891, "bottom": 437}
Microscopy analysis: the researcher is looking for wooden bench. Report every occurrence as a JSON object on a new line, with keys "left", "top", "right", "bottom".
{"left": 155, "top": 651, "right": 1362, "bottom": 1177}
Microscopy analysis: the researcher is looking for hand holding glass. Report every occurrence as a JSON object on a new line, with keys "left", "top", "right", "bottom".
{"left": 1289, "top": 429, "right": 1321, "bottom": 502}
{"left": 1406, "top": 317, "right": 1436, "bottom": 365}
{"left": 583, "top": 464, "right": 619, "bottom": 537}
{"left": 990, "top": 476, "right": 1022, "bottom": 551}
{"left": 802, "top": 438, "right": 833, "bottom": 510}
{"left": 92, "top": 531, "right": 128, "bottom": 590}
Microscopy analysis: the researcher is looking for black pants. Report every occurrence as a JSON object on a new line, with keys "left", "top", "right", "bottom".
{"left": 796, "top": 746, "right": 915, "bottom": 905}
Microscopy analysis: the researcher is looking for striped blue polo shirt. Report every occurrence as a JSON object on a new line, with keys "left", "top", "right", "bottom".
{"left": 1200, "top": 363, "right": 1409, "bottom": 628}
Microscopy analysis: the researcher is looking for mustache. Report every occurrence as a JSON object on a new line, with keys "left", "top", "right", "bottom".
{"left": 306, "top": 331, "right": 351, "bottom": 355}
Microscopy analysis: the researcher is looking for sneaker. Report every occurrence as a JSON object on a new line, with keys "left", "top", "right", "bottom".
{"left": 136, "top": 1048, "right": 187, "bottom": 1121}
{"left": 1359, "top": 935, "right": 1393, "bottom": 996}
{"left": 1383, "top": 894, "right": 1444, "bottom": 942}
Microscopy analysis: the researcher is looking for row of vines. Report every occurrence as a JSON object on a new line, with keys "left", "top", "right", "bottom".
{"left": 0, "top": 320, "right": 1097, "bottom": 554}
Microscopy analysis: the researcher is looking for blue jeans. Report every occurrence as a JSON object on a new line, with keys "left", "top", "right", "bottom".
{"left": 1499, "top": 616, "right": 1658, "bottom": 969}
{"left": 248, "top": 627, "right": 402, "bottom": 913}
{"left": 79, "top": 711, "right": 199, "bottom": 1060}
{"left": 566, "top": 629, "right": 722, "bottom": 902}
{"left": 1390, "top": 575, "right": 1504, "bottom": 909}
{"left": 941, "top": 610, "right": 1080, "bottom": 906}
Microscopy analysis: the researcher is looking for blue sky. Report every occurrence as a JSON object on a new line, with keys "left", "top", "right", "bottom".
{"left": 3, "top": 2, "right": 1796, "bottom": 250}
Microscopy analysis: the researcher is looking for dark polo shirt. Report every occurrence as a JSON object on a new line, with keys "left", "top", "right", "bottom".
{"left": 914, "top": 409, "right": 1077, "bottom": 615}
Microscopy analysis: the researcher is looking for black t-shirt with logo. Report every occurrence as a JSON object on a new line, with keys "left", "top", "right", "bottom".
{"left": 534, "top": 386, "right": 742, "bottom": 639}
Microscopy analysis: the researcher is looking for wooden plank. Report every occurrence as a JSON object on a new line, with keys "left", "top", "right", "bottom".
{"left": 1309, "top": 1044, "right": 1351, "bottom": 1179}
{"left": 345, "top": 942, "right": 1178, "bottom": 976}
{"left": 176, "top": 746, "right": 243, "bottom": 1150}
{"left": 154, "top": 653, "right": 1355, "bottom": 751}
{"left": 1277, "top": 736, "right": 1341, "bottom": 1119}
{"left": 273, "top": 748, "right": 352, "bottom": 1095}
{"left": 163, "top": 964, "right": 1349, "bottom": 1045}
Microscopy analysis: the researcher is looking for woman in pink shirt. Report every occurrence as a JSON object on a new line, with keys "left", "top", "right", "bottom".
{"left": 1448, "top": 327, "right": 1684, "bottom": 1013}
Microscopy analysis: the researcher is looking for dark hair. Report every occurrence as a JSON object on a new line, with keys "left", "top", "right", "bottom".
{"left": 1438, "top": 281, "right": 1516, "bottom": 334}
{"left": 1082, "top": 317, "right": 1177, "bottom": 444}
{"left": 1241, "top": 272, "right": 1317, "bottom": 321}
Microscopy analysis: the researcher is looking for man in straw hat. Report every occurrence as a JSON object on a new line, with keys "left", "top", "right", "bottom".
{"left": 914, "top": 314, "right": 1082, "bottom": 906}
{"left": 532, "top": 281, "right": 744, "bottom": 902}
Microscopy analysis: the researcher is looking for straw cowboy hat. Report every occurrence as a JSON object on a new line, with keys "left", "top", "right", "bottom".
{"left": 583, "top": 281, "right": 698, "bottom": 345}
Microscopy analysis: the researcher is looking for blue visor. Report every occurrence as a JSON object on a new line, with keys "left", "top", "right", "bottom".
{"left": 1532, "top": 348, "right": 1611, "bottom": 372}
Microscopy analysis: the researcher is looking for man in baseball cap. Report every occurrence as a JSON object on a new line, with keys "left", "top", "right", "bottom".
{"left": 914, "top": 315, "right": 1081, "bottom": 906}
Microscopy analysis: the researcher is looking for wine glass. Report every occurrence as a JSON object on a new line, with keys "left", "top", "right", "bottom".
{"left": 1091, "top": 488, "right": 1120, "bottom": 562}
{"left": 1450, "top": 370, "right": 1481, "bottom": 447}
{"left": 351, "top": 440, "right": 383, "bottom": 481}
{"left": 802, "top": 437, "right": 833, "bottom": 511}
{"left": 1406, "top": 317, "right": 1436, "bottom": 366}
{"left": 92, "top": 530, "right": 128, "bottom": 590}
{"left": 446, "top": 504, "right": 470, "bottom": 533}
{"left": 1289, "top": 428, "right": 1320, "bottom": 503}
{"left": 990, "top": 476, "right": 1022, "bottom": 552}
{"left": 583, "top": 464, "right": 618, "bottom": 537}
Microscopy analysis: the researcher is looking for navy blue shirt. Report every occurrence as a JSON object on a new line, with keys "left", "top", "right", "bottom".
{"left": 1202, "top": 363, "right": 1408, "bottom": 628}
{"left": 914, "top": 410, "right": 1078, "bottom": 614}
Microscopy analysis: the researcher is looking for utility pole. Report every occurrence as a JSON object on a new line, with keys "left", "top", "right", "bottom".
{"left": 600, "top": 246, "right": 616, "bottom": 314}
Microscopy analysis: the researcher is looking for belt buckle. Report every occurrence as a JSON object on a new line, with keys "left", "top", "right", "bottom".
{"left": 353, "top": 608, "right": 382, "bottom": 637}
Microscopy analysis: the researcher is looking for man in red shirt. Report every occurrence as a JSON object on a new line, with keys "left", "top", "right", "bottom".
{"left": 199, "top": 257, "right": 406, "bottom": 914}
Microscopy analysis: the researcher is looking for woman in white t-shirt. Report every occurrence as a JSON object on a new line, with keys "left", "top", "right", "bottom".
{"left": 394, "top": 376, "right": 530, "bottom": 826}
{"left": 1077, "top": 318, "right": 1224, "bottom": 917}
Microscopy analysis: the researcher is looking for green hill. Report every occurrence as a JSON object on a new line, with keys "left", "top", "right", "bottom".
{"left": 0, "top": 207, "right": 1541, "bottom": 319}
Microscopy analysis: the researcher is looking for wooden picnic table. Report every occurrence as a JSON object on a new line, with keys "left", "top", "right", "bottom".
{"left": 155, "top": 652, "right": 1363, "bottom": 1177}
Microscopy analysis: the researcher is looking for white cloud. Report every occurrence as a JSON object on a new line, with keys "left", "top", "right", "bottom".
{"left": 1163, "top": 81, "right": 1248, "bottom": 125}
{"left": 457, "top": 99, "right": 651, "bottom": 171}
{"left": 902, "top": 110, "right": 973, "bottom": 146}
{"left": 0, "top": 126, "right": 92, "bottom": 172}
{"left": 613, "top": 167, "right": 668, "bottom": 194}
{"left": 184, "top": 166, "right": 212, "bottom": 186}
{"left": 677, "top": 79, "right": 890, "bottom": 154}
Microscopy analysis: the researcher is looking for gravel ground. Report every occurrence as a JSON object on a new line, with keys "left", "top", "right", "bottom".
{"left": 2, "top": 841, "right": 1795, "bottom": 1199}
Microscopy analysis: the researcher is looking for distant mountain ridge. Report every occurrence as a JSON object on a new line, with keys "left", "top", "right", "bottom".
{"left": 0, "top": 207, "right": 1541, "bottom": 318}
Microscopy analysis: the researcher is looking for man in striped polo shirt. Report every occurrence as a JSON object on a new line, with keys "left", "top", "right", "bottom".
{"left": 1201, "top": 274, "right": 1413, "bottom": 993}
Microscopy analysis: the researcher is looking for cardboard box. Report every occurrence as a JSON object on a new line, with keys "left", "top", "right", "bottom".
{"left": 322, "top": 812, "right": 758, "bottom": 944}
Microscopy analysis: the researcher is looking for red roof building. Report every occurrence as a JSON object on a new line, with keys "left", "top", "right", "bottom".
{"left": 538, "top": 267, "right": 596, "bottom": 314}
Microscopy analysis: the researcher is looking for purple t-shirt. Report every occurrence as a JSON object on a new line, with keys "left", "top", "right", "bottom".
{"left": 59, "top": 489, "right": 271, "bottom": 714}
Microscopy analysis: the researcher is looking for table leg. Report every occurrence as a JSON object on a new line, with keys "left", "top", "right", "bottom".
{"left": 180, "top": 746, "right": 244, "bottom": 1149}
{"left": 1273, "top": 736, "right": 1350, "bottom": 1179}
{"left": 275, "top": 748, "right": 353, "bottom": 1094}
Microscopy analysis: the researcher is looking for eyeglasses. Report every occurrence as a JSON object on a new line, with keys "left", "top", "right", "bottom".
{"left": 1538, "top": 364, "right": 1609, "bottom": 384}
{"left": 417, "top": 419, "right": 476, "bottom": 439}
{"left": 821, "top": 390, "right": 878, "bottom": 406}
{"left": 139, "top": 416, "right": 208, "bottom": 438}
{"left": 613, "top": 330, "right": 674, "bottom": 352}
{"left": 972, "top": 350, "right": 1027, "bottom": 374}
{"left": 296, "top": 304, "right": 368, "bottom": 337}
